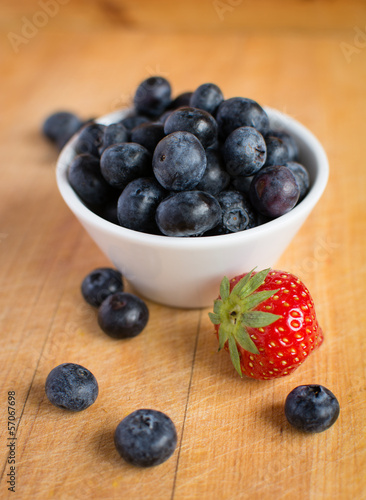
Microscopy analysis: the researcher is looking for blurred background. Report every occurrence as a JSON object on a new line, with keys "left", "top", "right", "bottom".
{"left": 2, "top": 0, "right": 366, "bottom": 132}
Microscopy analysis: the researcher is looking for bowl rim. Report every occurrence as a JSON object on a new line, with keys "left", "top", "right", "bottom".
{"left": 56, "top": 106, "right": 329, "bottom": 250}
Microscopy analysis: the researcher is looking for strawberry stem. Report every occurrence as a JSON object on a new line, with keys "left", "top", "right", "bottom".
{"left": 209, "top": 269, "right": 282, "bottom": 376}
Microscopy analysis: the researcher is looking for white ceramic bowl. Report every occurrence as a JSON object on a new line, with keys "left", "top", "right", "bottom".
{"left": 56, "top": 107, "right": 329, "bottom": 308}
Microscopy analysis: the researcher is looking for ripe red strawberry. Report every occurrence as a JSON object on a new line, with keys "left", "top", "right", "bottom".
{"left": 208, "top": 268, "right": 323, "bottom": 380}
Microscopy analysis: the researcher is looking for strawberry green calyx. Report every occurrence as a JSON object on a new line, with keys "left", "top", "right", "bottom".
{"left": 208, "top": 268, "right": 281, "bottom": 377}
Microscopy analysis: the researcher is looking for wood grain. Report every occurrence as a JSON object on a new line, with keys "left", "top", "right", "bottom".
{"left": 1, "top": 1, "right": 365, "bottom": 498}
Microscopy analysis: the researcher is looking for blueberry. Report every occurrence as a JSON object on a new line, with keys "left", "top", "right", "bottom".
{"left": 195, "top": 149, "right": 230, "bottom": 195}
{"left": 100, "top": 143, "right": 151, "bottom": 189}
{"left": 81, "top": 267, "right": 124, "bottom": 307}
{"left": 158, "top": 110, "right": 174, "bottom": 125}
{"left": 156, "top": 191, "right": 222, "bottom": 237}
{"left": 74, "top": 122, "right": 106, "bottom": 158}
{"left": 152, "top": 131, "right": 207, "bottom": 191}
{"left": 45, "top": 363, "right": 98, "bottom": 411}
{"left": 189, "top": 83, "right": 224, "bottom": 116}
{"left": 42, "top": 111, "right": 84, "bottom": 150}
{"left": 130, "top": 122, "right": 166, "bottom": 153}
{"left": 119, "top": 113, "right": 151, "bottom": 131}
{"left": 114, "top": 409, "right": 177, "bottom": 467}
{"left": 134, "top": 76, "right": 172, "bottom": 118}
{"left": 117, "top": 177, "right": 167, "bottom": 234}
{"left": 231, "top": 175, "right": 254, "bottom": 196}
{"left": 216, "top": 97, "right": 270, "bottom": 139}
{"left": 270, "top": 129, "right": 299, "bottom": 161}
{"left": 98, "top": 292, "right": 149, "bottom": 339}
{"left": 164, "top": 106, "right": 218, "bottom": 149}
{"left": 285, "top": 161, "right": 310, "bottom": 201}
{"left": 93, "top": 196, "right": 120, "bottom": 225}
{"left": 222, "top": 126, "right": 267, "bottom": 177}
{"left": 222, "top": 190, "right": 258, "bottom": 228}
{"left": 264, "top": 135, "right": 289, "bottom": 166}
{"left": 217, "top": 189, "right": 247, "bottom": 211}
{"left": 68, "top": 153, "right": 114, "bottom": 207}
{"left": 249, "top": 165, "right": 300, "bottom": 218}
{"left": 285, "top": 385, "right": 340, "bottom": 433}
{"left": 99, "top": 122, "right": 129, "bottom": 155}
{"left": 211, "top": 190, "right": 257, "bottom": 234}
{"left": 168, "top": 91, "right": 193, "bottom": 110}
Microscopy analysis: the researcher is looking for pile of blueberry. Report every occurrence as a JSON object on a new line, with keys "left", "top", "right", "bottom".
{"left": 44, "top": 77, "right": 310, "bottom": 237}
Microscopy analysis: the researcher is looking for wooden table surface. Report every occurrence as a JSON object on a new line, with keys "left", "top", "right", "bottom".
{"left": 1, "top": 1, "right": 366, "bottom": 499}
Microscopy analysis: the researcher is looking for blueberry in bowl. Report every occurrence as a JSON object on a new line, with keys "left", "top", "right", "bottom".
{"left": 56, "top": 78, "right": 328, "bottom": 308}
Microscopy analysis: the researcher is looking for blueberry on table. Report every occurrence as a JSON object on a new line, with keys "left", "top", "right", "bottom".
{"left": 98, "top": 292, "right": 149, "bottom": 339}
{"left": 81, "top": 267, "right": 124, "bottom": 307}
{"left": 74, "top": 122, "right": 106, "bottom": 158}
{"left": 285, "top": 385, "right": 340, "bottom": 433}
{"left": 117, "top": 177, "right": 167, "bottom": 234}
{"left": 114, "top": 409, "right": 177, "bottom": 467}
{"left": 130, "top": 122, "right": 166, "bottom": 153}
{"left": 152, "top": 131, "right": 207, "bottom": 191}
{"left": 264, "top": 135, "right": 289, "bottom": 167}
{"left": 195, "top": 149, "right": 230, "bottom": 195}
{"left": 100, "top": 143, "right": 151, "bottom": 189}
{"left": 42, "top": 111, "right": 84, "bottom": 150}
{"left": 68, "top": 153, "right": 114, "bottom": 208}
{"left": 216, "top": 97, "right": 270, "bottom": 139}
{"left": 249, "top": 165, "right": 300, "bottom": 218}
{"left": 156, "top": 190, "right": 222, "bottom": 237}
{"left": 222, "top": 126, "right": 267, "bottom": 177}
{"left": 164, "top": 106, "right": 218, "bottom": 149}
{"left": 45, "top": 363, "right": 98, "bottom": 411}
{"left": 285, "top": 161, "right": 310, "bottom": 201}
{"left": 189, "top": 83, "right": 224, "bottom": 116}
{"left": 99, "top": 122, "right": 129, "bottom": 155}
{"left": 134, "top": 76, "right": 172, "bottom": 118}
